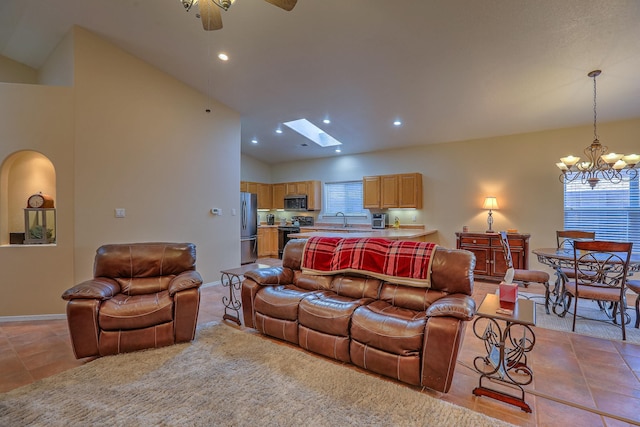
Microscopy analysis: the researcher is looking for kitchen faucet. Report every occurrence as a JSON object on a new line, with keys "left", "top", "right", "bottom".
{"left": 335, "top": 211, "right": 348, "bottom": 228}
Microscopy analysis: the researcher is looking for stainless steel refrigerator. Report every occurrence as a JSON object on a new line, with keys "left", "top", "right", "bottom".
{"left": 240, "top": 192, "right": 258, "bottom": 264}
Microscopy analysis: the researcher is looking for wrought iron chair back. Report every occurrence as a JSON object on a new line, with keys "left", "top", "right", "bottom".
{"left": 569, "top": 240, "right": 633, "bottom": 340}
{"left": 556, "top": 230, "right": 595, "bottom": 250}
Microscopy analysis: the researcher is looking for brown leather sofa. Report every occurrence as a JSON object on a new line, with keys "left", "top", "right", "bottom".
{"left": 242, "top": 239, "right": 476, "bottom": 393}
{"left": 62, "top": 242, "right": 203, "bottom": 358}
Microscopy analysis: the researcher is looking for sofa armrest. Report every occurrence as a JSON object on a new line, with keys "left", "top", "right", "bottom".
{"left": 425, "top": 294, "right": 476, "bottom": 321}
{"left": 244, "top": 267, "right": 294, "bottom": 286}
{"left": 61, "top": 278, "right": 120, "bottom": 301}
{"left": 168, "top": 271, "right": 203, "bottom": 296}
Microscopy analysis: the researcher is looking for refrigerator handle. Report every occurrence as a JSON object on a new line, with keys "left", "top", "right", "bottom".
{"left": 241, "top": 199, "right": 246, "bottom": 230}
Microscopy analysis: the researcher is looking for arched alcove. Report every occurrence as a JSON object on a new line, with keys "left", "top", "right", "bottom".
{"left": 0, "top": 151, "right": 57, "bottom": 245}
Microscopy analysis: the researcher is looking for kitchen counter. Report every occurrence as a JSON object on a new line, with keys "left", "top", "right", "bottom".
{"left": 288, "top": 228, "right": 437, "bottom": 242}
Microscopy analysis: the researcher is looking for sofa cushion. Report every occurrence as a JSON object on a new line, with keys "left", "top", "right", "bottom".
{"left": 330, "top": 275, "right": 382, "bottom": 299}
{"left": 378, "top": 283, "right": 447, "bottom": 312}
{"left": 98, "top": 290, "right": 173, "bottom": 331}
{"left": 254, "top": 285, "right": 318, "bottom": 321}
{"left": 350, "top": 300, "right": 426, "bottom": 356}
{"left": 299, "top": 292, "right": 372, "bottom": 336}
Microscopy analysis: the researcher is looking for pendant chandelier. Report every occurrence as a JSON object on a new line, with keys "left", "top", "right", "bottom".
{"left": 556, "top": 70, "right": 639, "bottom": 189}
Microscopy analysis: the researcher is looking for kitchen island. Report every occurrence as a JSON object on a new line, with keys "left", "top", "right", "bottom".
{"left": 288, "top": 227, "right": 437, "bottom": 242}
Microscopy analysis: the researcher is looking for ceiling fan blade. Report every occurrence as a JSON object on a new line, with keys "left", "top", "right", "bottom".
{"left": 199, "top": 0, "right": 223, "bottom": 30}
{"left": 263, "top": 0, "right": 297, "bottom": 11}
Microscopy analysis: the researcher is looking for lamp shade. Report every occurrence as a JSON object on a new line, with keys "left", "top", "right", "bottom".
{"left": 482, "top": 197, "right": 499, "bottom": 210}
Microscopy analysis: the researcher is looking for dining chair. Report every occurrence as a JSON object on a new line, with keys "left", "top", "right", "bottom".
{"left": 564, "top": 240, "right": 633, "bottom": 341}
{"left": 556, "top": 230, "right": 596, "bottom": 249}
{"left": 626, "top": 279, "right": 640, "bottom": 329}
{"left": 554, "top": 231, "right": 597, "bottom": 311}
{"left": 498, "top": 231, "right": 551, "bottom": 313}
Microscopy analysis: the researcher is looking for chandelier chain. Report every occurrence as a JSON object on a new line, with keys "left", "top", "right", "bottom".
{"left": 592, "top": 72, "right": 598, "bottom": 141}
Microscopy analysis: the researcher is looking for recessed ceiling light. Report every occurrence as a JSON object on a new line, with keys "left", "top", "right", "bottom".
{"left": 283, "top": 118, "right": 342, "bottom": 147}
{"left": 335, "top": 148, "right": 341, "bottom": 153}
{"left": 323, "top": 118, "right": 331, "bottom": 124}
{"left": 393, "top": 120, "right": 402, "bottom": 126}
{"left": 218, "top": 53, "right": 229, "bottom": 61}
{"left": 251, "top": 139, "right": 258, "bottom": 144}
{"left": 275, "top": 128, "right": 283, "bottom": 134}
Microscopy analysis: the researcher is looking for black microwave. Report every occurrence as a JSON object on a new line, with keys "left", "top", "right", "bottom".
{"left": 284, "top": 195, "right": 308, "bottom": 211}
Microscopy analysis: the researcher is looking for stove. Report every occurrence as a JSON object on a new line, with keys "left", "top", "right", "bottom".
{"left": 277, "top": 216, "right": 313, "bottom": 258}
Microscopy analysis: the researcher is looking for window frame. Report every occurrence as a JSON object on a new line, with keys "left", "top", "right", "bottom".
{"left": 323, "top": 180, "right": 368, "bottom": 218}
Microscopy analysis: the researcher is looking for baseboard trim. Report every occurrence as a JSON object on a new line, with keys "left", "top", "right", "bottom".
{"left": 0, "top": 313, "right": 66, "bottom": 323}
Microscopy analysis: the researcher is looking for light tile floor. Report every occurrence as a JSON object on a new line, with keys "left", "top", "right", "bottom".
{"left": 1, "top": 269, "right": 639, "bottom": 426}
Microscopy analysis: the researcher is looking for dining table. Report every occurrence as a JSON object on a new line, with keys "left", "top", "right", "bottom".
{"left": 532, "top": 247, "right": 640, "bottom": 316}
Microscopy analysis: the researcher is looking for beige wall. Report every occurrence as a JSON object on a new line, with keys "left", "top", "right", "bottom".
{"left": 0, "top": 27, "right": 241, "bottom": 317}
{"left": 0, "top": 83, "right": 75, "bottom": 316}
{"left": 72, "top": 27, "right": 241, "bottom": 286}
{"left": 255, "top": 117, "right": 640, "bottom": 273}
{"left": 0, "top": 55, "right": 37, "bottom": 84}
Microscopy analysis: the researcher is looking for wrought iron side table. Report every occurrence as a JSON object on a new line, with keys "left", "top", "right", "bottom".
{"left": 472, "top": 293, "right": 536, "bottom": 413}
{"left": 220, "top": 263, "right": 269, "bottom": 325}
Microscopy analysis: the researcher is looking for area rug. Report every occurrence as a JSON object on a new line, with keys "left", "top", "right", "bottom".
{"left": 520, "top": 292, "right": 640, "bottom": 344}
{"left": 0, "top": 322, "right": 515, "bottom": 427}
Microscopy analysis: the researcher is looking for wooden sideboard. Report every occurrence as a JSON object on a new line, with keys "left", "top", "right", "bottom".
{"left": 455, "top": 232, "right": 530, "bottom": 282}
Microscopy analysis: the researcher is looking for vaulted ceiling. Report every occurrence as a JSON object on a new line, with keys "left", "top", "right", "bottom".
{"left": 2, "top": 0, "right": 639, "bottom": 164}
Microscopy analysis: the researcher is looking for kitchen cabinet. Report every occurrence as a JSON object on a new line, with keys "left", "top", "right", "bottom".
{"left": 257, "top": 227, "right": 278, "bottom": 257}
{"left": 242, "top": 180, "right": 321, "bottom": 211}
{"left": 455, "top": 232, "right": 530, "bottom": 282}
{"left": 241, "top": 181, "right": 272, "bottom": 210}
{"left": 398, "top": 173, "right": 422, "bottom": 208}
{"left": 363, "top": 176, "right": 381, "bottom": 209}
{"left": 380, "top": 175, "right": 399, "bottom": 208}
{"left": 286, "top": 181, "right": 308, "bottom": 195}
{"left": 363, "top": 173, "right": 422, "bottom": 209}
{"left": 256, "top": 183, "right": 272, "bottom": 210}
{"left": 305, "top": 180, "right": 322, "bottom": 210}
{"left": 272, "top": 183, "right": 285, "bottom": 209}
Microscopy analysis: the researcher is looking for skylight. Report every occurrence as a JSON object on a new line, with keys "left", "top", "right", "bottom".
{"left": 283, "top": 119, "right": 342, "bottom": 147}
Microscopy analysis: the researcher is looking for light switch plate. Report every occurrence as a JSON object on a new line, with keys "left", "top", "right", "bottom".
{"left": 115, "top": 208, "right": 126, "bottom": 218}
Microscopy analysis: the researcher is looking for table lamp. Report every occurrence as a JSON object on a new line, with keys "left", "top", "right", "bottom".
{"left": 482, "top": 196, "right": 499, "bottom": 233}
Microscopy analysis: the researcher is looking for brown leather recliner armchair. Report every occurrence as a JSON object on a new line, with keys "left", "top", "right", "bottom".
{"left": 62, "top": 242, "right": 203, "bottom": 358}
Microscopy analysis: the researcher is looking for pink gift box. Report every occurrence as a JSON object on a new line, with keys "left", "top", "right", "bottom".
{"left": 499, "top": 282, "right": 518, "bottom": 303}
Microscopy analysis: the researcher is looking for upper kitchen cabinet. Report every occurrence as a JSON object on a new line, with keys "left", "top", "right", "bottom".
{"left": 305, "top": 180, "right": 322, "bottom": 210}
{"left": 362, "top": 173, "right": 422, "bottom": 209}
{"left": 256, "top": 183, "right": 272, "bottom": 210}
{"left": 241, "top": 181, "right": 272, "bottom": 209}
{"left": 363, "top": 176, "right": 381, "bottom": 209}
{"left": 272, "top": 183, "right": 285, "bottom": 209}
{"left": 286, "top": 181, "right": 307, "bottom": 195}
{"left": 398, "top": 173, "right": 422, "bottom": 208}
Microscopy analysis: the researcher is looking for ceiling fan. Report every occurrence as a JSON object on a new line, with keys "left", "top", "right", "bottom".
{"left": 179, "top": 0, "right": 297, "bottom": 31}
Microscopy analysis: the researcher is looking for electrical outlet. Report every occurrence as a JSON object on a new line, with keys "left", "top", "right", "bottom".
{"left": 115, "top": 208, "right": 126, "bottom": 218}
{"left": 412, "top": 215, "right": 417, "bottom": 222}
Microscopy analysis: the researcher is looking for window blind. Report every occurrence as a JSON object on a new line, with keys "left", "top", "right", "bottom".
{"left": 324, "top": 181, "right": 367, "bottom": 216}
{"left": 564, "top": 173, "right": 640, "bottom": 253}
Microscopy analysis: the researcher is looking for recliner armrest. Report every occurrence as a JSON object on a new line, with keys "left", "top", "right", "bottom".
{"left": 61, "top": 278, "right": 120, "bottom": 301}
{"left": 244, "top": 267, "right": 294, "bottom": 285}
{"left": 168, "top": 271, "right": 203, "bottom": 296}
{"left": 426, "top": 294, "right": 476, "bottom": 321}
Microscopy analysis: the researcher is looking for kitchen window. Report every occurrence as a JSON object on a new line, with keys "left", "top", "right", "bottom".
{"left": 324, "top": 181, "right": 367, "bottom": 217}
{"left": 563, "top": 173, "right": 639, "bottom": 253}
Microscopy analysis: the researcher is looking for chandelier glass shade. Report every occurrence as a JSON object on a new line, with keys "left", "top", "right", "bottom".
{"left": 556, "top": 70, "right": 638, "bottom": 189}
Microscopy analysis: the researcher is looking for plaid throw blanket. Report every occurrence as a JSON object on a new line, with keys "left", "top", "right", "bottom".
{"left": 301, "top": 237, "right": 437, "bottom": 288}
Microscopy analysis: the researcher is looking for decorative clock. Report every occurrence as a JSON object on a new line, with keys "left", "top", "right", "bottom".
{"left": 27, "top": 193, "right": 54, "bottom": 209}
